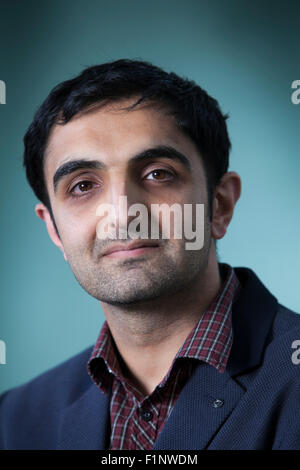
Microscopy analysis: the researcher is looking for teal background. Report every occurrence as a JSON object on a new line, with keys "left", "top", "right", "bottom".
{"left": 0, "top": 0, "right": 299, "bottom": 393}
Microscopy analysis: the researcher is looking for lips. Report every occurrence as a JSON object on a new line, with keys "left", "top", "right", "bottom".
{"left": 102, "top": 240, "right": 160, "bottom": 257}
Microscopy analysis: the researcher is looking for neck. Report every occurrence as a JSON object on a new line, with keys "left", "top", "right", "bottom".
{"left": 100, "top": 251, "right": 222, "bottom": 395}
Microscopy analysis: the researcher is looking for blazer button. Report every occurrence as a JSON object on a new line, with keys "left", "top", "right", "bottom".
{"left": 212, "top": 399, "right": 224, "bottom": 408}
{"left": 141, "top": 410, "right": 153, "bottom": 421}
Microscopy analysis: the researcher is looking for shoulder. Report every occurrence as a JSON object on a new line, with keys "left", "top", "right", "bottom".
{"left": 273, "top": 303, "right": 300, "bottom": 334}
{"left": 0, "top": 345, "right": 94, "bottom": 448}
{"left": 266, "top": 305, "right": 300, "bottom": 449}
{"left": 1, "top": 345, "right": 94, "bottom": 407}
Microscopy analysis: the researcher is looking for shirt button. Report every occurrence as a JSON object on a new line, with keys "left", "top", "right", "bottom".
{"left": 212, "top": 399, "right": 224, "bottom": 408}
{"left": 141, "top": 410, "right": 153, "bottom": 422}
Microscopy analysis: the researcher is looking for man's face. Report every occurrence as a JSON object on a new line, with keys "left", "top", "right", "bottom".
{"left": 42, "top": 99, "right": 213, "bottom": 305}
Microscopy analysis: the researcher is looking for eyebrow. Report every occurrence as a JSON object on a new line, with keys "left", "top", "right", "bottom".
{"left": 53, "top": 159, "right": 104, "bottom": 192}
{"left": 53, "top": 145, "right": 192, "bottom": 192}
{"left": 130, "top": 145, "right": 192, "bottom": 170}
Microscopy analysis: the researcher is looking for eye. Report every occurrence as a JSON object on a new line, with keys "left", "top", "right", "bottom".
{"left": 144, "top": 169, "right": 174, "bottom": 181}
{"left": 70, "top": 180, "right": 96, "bottom": 196}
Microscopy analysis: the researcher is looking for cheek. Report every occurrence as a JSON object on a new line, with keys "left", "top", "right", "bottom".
{"left": 55, "top": 211, "right": 97, "bottom": 251}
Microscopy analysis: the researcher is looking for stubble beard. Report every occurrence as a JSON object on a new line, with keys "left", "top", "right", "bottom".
{"left": 64, "top": 234, "right": 212, "bottom": 307}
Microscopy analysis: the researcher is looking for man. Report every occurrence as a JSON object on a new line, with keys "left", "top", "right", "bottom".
{"left": 0, "top": 59, "right": 299, "bottom": 450}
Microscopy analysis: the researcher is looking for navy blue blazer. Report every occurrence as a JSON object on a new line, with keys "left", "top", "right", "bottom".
{"left": 1, "top": 266, "right": 300, "bottom": 450}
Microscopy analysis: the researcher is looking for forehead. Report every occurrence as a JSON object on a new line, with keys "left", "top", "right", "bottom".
{"left": 44, "top": 98, "right": 203, "bottom": 177}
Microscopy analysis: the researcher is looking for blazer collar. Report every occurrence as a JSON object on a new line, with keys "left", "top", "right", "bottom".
{"left": 154, "top": 266, "right": 279, "bottom": 449}
{"left": 154, "top": 361, "right": 245, "bottom": 450}
{"left": 226, "top": 266, "right": 278, "bottom": 376}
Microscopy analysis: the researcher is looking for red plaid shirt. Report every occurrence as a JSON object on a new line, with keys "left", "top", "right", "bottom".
{"left": 87, "top": 263, "right": 241, "bottom": 450}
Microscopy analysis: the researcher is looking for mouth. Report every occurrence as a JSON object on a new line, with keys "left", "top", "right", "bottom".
{"left": 102, "top": 241, "right": 160, "bottom": 259}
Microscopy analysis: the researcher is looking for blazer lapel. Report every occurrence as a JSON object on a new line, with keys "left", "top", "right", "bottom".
{"left": 155, "top": 266, "right": 279, "bottom": 450}
{"left": 57, "top": 382, "right": 110, "bottom": 450}
{"left": 154, "top": 363, "right": 245, "bottom": 450}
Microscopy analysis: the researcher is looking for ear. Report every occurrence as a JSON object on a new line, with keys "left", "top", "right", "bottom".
{"left": 211, "top": 172, "right": 242, "bottom": 240}
{"left": 35, "top": 203, "right": 68, "bottom": 261}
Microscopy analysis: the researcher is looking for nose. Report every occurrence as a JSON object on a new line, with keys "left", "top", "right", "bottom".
{"left": 96, "top": 174, "right": 146, "bottom": 240}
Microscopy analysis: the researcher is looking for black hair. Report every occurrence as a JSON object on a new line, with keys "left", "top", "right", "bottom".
{"left": 23, "top": 58, "right": 231, "bottom": 224}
